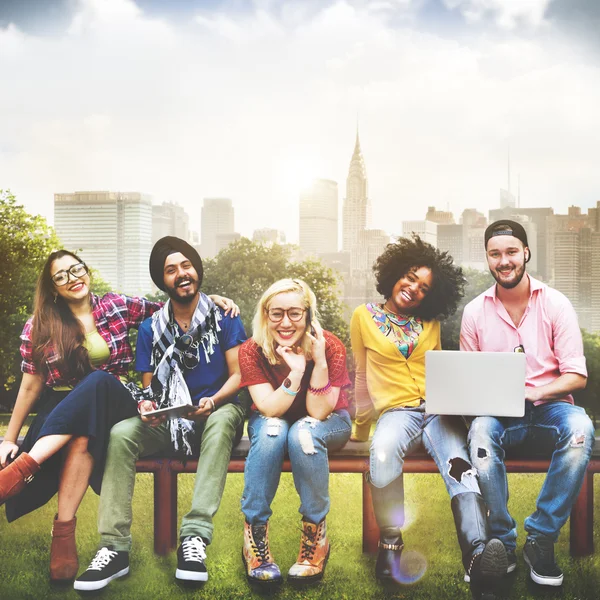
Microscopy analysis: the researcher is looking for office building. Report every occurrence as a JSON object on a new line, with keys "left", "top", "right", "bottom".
{"left": 152, "top": 201, "right": 189, "bottom": 243}
{"left": 201, "top": 198, "right": 234, "bottom": 258}
{"left": 299, "top": 179, "right": 338, "bottom": 255}
{"left": 342, "top": 130, "right": 370, "bottom": 254}
{"left": 253, "top": 228, "right": 286, "bottom": 245}
{"left": 54, "top": 191, "right": 153, "bottom": 296}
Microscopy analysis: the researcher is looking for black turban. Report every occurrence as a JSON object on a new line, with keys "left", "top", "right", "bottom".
{"left": 149, "top": 236, "right": 203, "bottom": 291}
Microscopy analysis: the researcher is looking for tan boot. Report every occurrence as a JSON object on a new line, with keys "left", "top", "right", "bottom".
{"left": 50, "top": 515, "right": 79, "bottom": 581}
{"left": 242, "top": 521, "right": 282, "bottom": 586}
{"left": 0, "top": 453, "right": 40, "bottom": 506}
{"left": 288, "top": 518, "right": 330, "bottom": 583}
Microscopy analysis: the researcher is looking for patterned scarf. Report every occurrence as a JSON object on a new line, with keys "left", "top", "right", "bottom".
{"left": 367, "top": 303, "right": 423, "bottom": 359}
{"left": 130, "top": 293, "right": 221, "bottom": 455}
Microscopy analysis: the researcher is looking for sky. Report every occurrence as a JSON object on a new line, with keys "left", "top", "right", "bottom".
{"left": 1, "top": 0, "right": 600, "bottom": 243}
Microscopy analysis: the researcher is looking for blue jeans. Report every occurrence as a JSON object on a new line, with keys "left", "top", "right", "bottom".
{"left": 241, "top": 410, "right": 352, "bottom": 525}
{"left": 468, "top": 402, "right": 595, "bottom": 550}
{"left": 370, "top": 405, "right": 480, "bottom": 497}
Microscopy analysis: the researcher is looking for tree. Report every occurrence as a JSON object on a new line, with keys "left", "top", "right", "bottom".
{"left": 440, "top": 268, "right": 494, "bottom": 350}
{"left": 0, "top": 191, "right": 61, "bottom": 406}
{"left": 574, "top": 329, "right": 600, "bottom": 425}
{"left": 201, "top": 238, "right": 349, "bottom": 344}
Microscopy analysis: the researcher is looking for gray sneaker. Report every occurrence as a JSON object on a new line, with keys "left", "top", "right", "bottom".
{"left": 523, "top": 536, "right": 563, "bottom": 586}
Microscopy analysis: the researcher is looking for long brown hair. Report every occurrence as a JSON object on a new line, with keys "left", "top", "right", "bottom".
{"left": 31, "top": 250, "right": 93, "bottom": 381}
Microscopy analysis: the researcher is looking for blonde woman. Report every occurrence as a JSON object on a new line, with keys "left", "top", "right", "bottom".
{"left": 239, "top": 279, "right": 351, "bottom": 586}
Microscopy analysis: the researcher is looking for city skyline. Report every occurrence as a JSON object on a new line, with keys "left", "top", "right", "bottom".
{"left": 1, "top": 0, "right": 600, "bottom": 244}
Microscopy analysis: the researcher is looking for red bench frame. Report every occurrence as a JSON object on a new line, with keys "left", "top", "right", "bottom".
{"left": 136, "top": 440, "right": 600, "bottom": 557}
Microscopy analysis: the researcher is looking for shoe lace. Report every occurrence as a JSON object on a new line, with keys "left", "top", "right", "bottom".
{"left": 299, "top": 523, "right": 320, "bottom": 562}
{"left": 250, "top": 526, "right": 271, "bottom": 565}
{"left": 181, "top": 536, "right": 207, "bottom": 563}
{"left": 87, "top": 547, "right": 118, "bottom": 571}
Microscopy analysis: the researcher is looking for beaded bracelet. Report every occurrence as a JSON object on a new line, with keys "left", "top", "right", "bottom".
{"left": 308, "top": 381, "right": 332, "bottom": 395}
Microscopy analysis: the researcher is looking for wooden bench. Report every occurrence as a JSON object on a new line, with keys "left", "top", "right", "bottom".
{"left": 4, "top": 435, "right": 598, "bottom": 557}
{"left": 136, "top": 437, "right": 600, "bottom": 558}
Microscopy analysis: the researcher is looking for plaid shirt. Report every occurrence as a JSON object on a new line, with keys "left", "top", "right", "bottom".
{"left": 20, "top": 293, "right": 162, "bottom": 388}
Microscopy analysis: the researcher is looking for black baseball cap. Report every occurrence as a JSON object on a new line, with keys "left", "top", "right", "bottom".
{"left": 484, "top": 220, "right": 531, "bottom": 263}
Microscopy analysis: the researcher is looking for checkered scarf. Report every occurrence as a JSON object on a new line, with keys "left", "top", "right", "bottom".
{"left": 146, "top": 293, "right": 221, "bottom": 455}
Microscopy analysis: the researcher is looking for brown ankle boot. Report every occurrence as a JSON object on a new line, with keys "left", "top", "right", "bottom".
{"left": 0, "top": 453, "right": 40, "bottom": 506}
{"left": 50, "top": 515, "right": 79, "bottom": 581}
{"left": 288, "top": 518, "right": 330, "bottom": 583}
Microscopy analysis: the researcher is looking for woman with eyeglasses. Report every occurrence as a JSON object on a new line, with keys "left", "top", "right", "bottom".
{"left": 350, "top": 236, "right": 507, "bottom": 598}
{"left": 0, "top": 249, "right": 237, "bottom": 581}
{"left": 239, "top": 279, "right": 351, "bottom": 587}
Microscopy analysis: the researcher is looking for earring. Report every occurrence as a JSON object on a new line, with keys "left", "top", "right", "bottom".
{"left": 53, "top": 294, "right": 57, "bottom": 304}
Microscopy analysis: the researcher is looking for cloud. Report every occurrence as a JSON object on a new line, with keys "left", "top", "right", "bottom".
{"left": 442, "top": 0, "right": 552, "bottom": 30}
{"left": 1, "top": 0, "right": 599, "bottom": 244}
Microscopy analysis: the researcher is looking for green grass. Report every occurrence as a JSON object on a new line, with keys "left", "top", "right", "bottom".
{"left": 1, "top": 415, "right": 599, "bottom": 598}
{"left": 1, "top": 472, "right": 599, "bottom": 599}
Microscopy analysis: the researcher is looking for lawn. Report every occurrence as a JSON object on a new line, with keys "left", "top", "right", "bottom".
{"left": 1, "top": 417, "right": 599, "bottom": 599}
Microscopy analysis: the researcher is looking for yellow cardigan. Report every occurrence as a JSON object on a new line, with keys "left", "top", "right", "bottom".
{"left": 350, "top": 303, "right": 441, "bottom": 441}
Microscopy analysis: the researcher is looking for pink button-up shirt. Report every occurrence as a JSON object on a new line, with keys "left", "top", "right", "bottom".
{"left": 460, "top": 275, "right": 587, "bottom": 405}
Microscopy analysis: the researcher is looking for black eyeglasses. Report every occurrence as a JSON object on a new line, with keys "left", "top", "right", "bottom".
{"left": 266, "top": 307, "right": 306, "bottom": 323}
{"left": 51, "top": 263, "right": 89, "bottom": 286}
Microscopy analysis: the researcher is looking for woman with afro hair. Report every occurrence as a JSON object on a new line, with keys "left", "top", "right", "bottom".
{"left": 350, "top": 235, "right": 507, "bottom": 599}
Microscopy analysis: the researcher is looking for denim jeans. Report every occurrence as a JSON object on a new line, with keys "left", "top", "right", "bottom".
{"left": 98, "top": 402, "right": 245, "bottom": 551}
{"left": 241, "top": 409, "right": 352, "bottom": 525}
{"left": 370, "top": 405, "right": 480, "bottom": 497}
{"left": 468, "top": 402, "right": 595, "bottom": 550}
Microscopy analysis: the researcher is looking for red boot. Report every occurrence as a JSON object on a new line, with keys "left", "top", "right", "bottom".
{"left": 0, "top": 453, "right": 40, "bottom": 505}
{"left": 50, "top": 515, "right": 79, "bottom": 581}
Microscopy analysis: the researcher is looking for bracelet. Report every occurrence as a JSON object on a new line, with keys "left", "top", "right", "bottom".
{"left": 281, "top": 384, "right": 299, "bottom": 397}
{"left": 207, "top": 397, "right": 216, "bottom": 412}
{"left": 308, "top": 381, "right": 331, "bottom": 395}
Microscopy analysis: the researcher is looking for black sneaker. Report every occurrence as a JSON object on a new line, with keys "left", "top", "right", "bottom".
{"left": 176, "top": 536, "right": 208, "bottom": 582}
{"left": 523, "top": 536, "right": 563, "bottom": 586}
{"left": 74, "top": 546, "right": 129, "bottom": 591}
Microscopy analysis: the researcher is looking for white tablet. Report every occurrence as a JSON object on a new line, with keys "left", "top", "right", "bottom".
{"left": 143, "top": 404, "right": 194, "bottom": 419}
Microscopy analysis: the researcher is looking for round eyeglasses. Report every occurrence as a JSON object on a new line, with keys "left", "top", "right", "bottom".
{"left": 266, "top": 308, "right": 306, "bottom": 323}
{"left": 51, "top": 262, "right": 89, "bottom": 286}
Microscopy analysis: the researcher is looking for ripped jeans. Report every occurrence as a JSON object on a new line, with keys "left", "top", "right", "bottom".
{"left": 370, "top": 405, "right": 479, "bottom": 497}
{"left": 469, "top": 402, "right": 595, "bottom": 548}
{"left": 241, "top": 409, "right": 352, "bottom": 525}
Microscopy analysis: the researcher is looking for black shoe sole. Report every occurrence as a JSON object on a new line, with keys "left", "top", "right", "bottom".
{"left": 480, "top": 539, "right": 509, "bottom": 579}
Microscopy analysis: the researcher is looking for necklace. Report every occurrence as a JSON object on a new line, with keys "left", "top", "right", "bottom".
{"left": 383, "top": 302, "right": 406, "bottom": 318}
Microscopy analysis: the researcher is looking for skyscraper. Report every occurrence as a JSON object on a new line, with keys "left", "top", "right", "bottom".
{"left": 201, "top": 198, "right": 234, "bottom": 258}
{"left": 54, "top": 191, "right": 153, "bottom": 296}
{"left": 299, "top": 179, "right": 338, "bottom": 255}
{"left": 253, "top": 228, "right": 286, "bottom": 245}
{"left": 342, "top": 130, "right": 370, "bottom": 254}
{"left": 152, "top": 201, "right": 190, "bottom": 243}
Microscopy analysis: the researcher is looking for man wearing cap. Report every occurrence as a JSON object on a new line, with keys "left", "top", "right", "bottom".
{"left": 460, "top": 220, "right": 594, "bottom": 587}
{"left": 75, "top": 236, "right": 247, "bottom": 590}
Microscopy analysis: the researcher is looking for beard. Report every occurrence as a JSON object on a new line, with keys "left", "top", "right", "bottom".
{"left": 165, "top": 275, "right": 200, "bottom": 304}
{"left": 492, "top": 263, "right": 526, "bottom": 289}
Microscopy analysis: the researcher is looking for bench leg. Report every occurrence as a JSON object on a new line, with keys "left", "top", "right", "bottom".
{"left": 154, "top": 460, "right": 178, "bottom": 555}
{"left": 570, "top": 470, "right": 594, "bottom": 557}
{"left": 362, "top": 472, "right": 379, "bottom": 555}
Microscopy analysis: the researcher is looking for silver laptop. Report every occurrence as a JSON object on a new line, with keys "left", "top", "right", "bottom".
{"left": 425, "top": 350, "right": 526, "bottom": 417}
